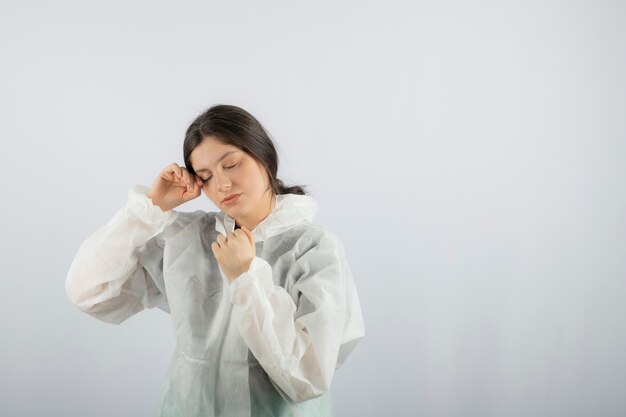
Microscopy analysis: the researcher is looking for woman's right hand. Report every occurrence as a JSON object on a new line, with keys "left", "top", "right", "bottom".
{"left": 146, "top": 163, "right": 204, "bottom": 212}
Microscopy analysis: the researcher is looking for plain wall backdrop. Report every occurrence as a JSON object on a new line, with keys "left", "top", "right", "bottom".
{"left": 1, "top": 0, "right": 625, "bottom": 416}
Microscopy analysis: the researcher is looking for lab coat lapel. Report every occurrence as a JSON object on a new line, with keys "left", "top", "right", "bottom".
{"left": 214, "top": 193, "right": 317, "bottom": 242}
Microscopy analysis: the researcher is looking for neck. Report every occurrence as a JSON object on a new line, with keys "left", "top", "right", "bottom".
{"left": 235, "top": 193, "right": 276, "bottom": 231}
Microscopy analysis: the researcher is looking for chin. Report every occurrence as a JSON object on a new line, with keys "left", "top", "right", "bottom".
{"left": 223, "top": 206, "right": 242, "bottom": 216}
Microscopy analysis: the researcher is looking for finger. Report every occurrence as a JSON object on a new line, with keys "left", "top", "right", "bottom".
{"left": 165, "top": 162, "right": 178, "bottom": 175}
{"left": 233, "top": 229, "right": 248, "bottom": 243}
{"left": 211, "top": 241, "right": 220, "bottom": 256}
{"left": 184, "top": 169, "right": 194, "bottom": 187}
{"left": 224, "top": 232, "right": 234, "bottom": 244}
{"left": 188, "top": 180, "right": 199, "bottom": 195}
{"left": 181, "top": 170, "right": 192, "bottom": 191}
{"left": 193, "top": 178, "right": 201, "bottom": 193}
{"left": 216, "top": 234, "right": 226, "bottom": 246}
{"left": 187, "top": 172, "right": 200, "bottom": 190}
{"left": 163, "top": 169, "right": 176, "bottom": 182}
{"left": 229, "top": 230, "right": 249, "bottom": 251}
{"left": 162, "top": 164, "right": 176, "bottom": 181}
{"left": 240, "top": 226, "right": 254, "bottom": 245}
{"left": 168, "top": 168, "right": 184, "bottom": 186}
{"left": 167, "top": 163, "right": 181, "bottom": 179}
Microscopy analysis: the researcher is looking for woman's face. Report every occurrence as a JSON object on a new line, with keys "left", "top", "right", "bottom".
{"left": 190, "top": 136, "right": 274, "bottom": 226}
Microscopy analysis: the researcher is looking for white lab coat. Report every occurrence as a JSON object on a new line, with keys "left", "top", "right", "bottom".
{"left": 65, "top": 185, "right": 365, "bottom": 416}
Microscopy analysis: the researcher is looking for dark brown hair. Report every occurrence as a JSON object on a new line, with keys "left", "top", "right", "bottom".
{"left": 183, "top": 104, "right": 307, "bottom": 196}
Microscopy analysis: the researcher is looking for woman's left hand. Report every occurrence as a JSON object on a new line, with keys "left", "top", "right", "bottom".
{"left": 211, "top": 226, "right": 256, "bottom": 282}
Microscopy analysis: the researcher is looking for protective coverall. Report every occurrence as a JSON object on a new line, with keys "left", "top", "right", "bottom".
{"left": 65, "top": 185, "right": 365, "bottom": 416}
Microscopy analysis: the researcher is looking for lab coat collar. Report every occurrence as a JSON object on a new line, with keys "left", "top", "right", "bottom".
{"left": 214, "top": 193, "right": 317, "bottom": 242}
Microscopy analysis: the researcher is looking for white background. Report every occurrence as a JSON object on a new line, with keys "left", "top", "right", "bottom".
{"left": 1, "top": 1, "right": 625, "bottom": 416}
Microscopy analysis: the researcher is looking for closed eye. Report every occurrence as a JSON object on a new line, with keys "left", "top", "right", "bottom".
{"left": 202, "top": 163, "right": 238, "bottom": 183}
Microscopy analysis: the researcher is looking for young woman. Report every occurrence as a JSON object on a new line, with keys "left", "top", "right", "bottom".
{"left": 65, "top": 104, "right": 365, "bottom": 416}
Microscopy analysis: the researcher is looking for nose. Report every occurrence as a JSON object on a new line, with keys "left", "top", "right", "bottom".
{"left": 214, "top": 172, "right": 231, "bottom": 193}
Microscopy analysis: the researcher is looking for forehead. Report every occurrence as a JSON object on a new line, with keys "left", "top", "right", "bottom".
{"left": 190, "top": 138, "right": 243, "bottom": 171}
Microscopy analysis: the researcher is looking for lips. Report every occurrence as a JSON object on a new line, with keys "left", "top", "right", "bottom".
{"left": 222, "top": 193, "right": 241, "bottom": 203}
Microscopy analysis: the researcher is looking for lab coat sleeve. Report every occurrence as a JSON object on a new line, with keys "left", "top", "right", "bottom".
{"left": 228, "top": 231, "right": 365, "bottom": 403}
{"left": 65, "top": 185, "right": 179, "bottom": 325}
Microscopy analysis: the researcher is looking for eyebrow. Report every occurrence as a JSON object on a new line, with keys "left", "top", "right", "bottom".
{"left": 195, "top": 151, "right": 240, "bottom": 173}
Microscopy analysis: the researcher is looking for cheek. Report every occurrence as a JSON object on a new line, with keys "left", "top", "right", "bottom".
{"left": 248, "top": 173, "right": 265, "bottom": 191}
{"left": 202, "top": 186, "right": 216, "bottom": 201}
